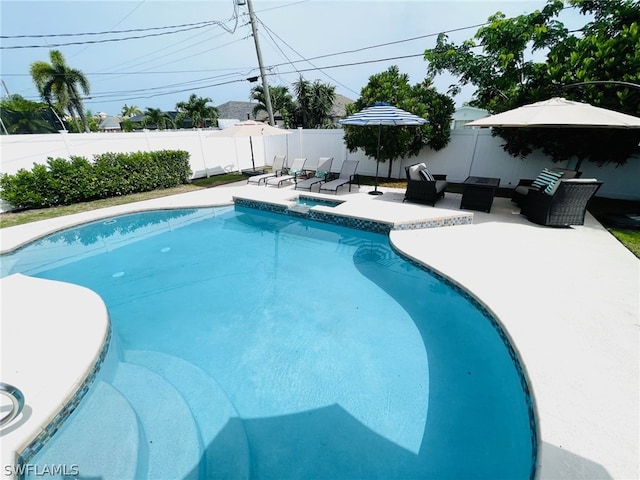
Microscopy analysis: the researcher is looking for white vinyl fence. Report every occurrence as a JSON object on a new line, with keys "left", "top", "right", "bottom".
{"left": 1, "top": 128, "right": 638, "bottom": 202}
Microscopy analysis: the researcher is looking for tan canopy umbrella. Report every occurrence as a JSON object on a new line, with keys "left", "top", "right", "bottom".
{"left": 209, "top": 120, "right": 291, "bottom": 171}
{"left": 466, "top": 97, "right": 640, "bottom": 129}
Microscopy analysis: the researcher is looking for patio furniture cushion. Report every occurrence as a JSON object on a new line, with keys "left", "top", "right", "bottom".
{"left": 532, "top": 168, "right": 563, "bottom": 189}
{"left": 408, "top": 163, "right": 427, "bottom": 181}
{"left": 419, "top": 168, "right": 435, "bottom": 182}
{"left": 551, "top": 168, "right": 581, "bottom": 180}
{"left": 543, "top": 171, "right": 565, "bottom": 194}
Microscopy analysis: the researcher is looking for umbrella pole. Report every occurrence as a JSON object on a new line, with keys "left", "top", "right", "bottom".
{"left": 369, "top": 125, "right": 383, "bottom": 196}
{"left": 249, "top": 136, "right": 256, "bottom": 171}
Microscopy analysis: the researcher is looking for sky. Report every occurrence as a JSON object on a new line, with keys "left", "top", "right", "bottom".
{"left": 0, "top": 0, "right": 589, "bottom": 116}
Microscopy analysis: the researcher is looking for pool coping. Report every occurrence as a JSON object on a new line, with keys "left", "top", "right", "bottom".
{"left": 0, "top": 275, "right": 111, "bottom": 477}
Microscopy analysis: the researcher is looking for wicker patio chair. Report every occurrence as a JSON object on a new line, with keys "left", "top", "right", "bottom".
{"left": 512, "top": 168, "right": 582, "bottom": 206}
{"left": 521, "top": 179, "right": 603, "bottom": 226}
{"left": 403, "top": 163, "right": 448, "bottom": 206}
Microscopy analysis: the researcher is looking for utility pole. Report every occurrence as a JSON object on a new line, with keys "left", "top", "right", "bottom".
{"left": 245, "top": 0, "right": 275, "bottom": 125}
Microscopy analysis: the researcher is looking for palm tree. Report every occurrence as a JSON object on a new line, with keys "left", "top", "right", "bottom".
{"left": 292, "top": 77, "right": 336, "bottom": 128}
{"left": 175, "top": 94, "right": 218, "bottom": 128}
{"left": 30, "top": 49, "right": 91, "bottom": 133}
{"left": 0, "top": 94, "right": 58, "bottom": 134}
{"left": 141, "top": 108, "right": 175, "bottom": 130}
{"left": 250, "top": 85, "right": 295, "bottom": 127}
{"left": 121, "top": 104, "right": 141, "bottom": 118}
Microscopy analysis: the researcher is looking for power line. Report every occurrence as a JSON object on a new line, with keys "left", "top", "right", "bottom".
{"left": 5, "top": 3, "right": 583, "bottom": 107}
{"left": 257, "top": 18, "right": 358, "bottom": 96}
{"left": 0, "top": 22, "right": 220, "bottom": 49}
{"left": 0, "top": 19, "right": 221, "bottom": 39}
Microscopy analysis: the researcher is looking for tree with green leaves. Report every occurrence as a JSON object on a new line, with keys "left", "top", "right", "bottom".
{"left": 30, "top": 49, "right": 91, "bottom": 133}
{"left": 0, "top": 94, "right": 60, "bottom": 134}
{"left": 121, "top": 104, "right": 141, "bottom": 118}
{"left": 175, "top": 94, "right": 219, "bottom": 128}
{"left": 250, "top": 85, "right": 296, "bottom": 127}
{"left": 292, "top": 77, "right": 336, "bottom": 128}
{"left": 342, "top": 66, "right": 455, "bottom": 179}
{"left": 424, "top": 0, "right": 640, "bottom": 167}
{"left": 142, "top": 108, "right": 175, "bottom": 130}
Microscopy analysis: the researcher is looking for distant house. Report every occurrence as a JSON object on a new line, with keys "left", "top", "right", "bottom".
{"left": 451, "top": 106, "right": 489, "bottom": 129}
{"left": 216, "top": 95, "right": 355, "bottom": 128}
{"left": 330, "top": 94, "right": 354, "bottom": 122}
{"left": 97, "top": 114, "right": 122, "bottom": 132}
{"left": 216, "top": 101, "right": 263, "bottom": 123}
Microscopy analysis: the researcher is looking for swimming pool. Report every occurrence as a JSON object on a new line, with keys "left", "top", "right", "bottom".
{"left": 4, "top": 206, "right": 536, "bottom": 479}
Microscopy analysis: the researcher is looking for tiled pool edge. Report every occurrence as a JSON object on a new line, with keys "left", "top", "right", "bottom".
{"left": 15, "top": 326, "right": 113, "bottom": 470}
{"left": 390, "top": 244, "right": 540, "bottom": 480}
{"left": 233, "top": 196, "right": 473, "bottom": 233}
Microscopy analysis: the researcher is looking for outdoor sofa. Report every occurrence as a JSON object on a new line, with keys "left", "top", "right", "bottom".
{"left": 403, "top": 163, "right": 448, "bottom": 206}
{"left": 512, "top": 167, "right": 582, "bottom": 206}
{"left": 521, "top": 178, "right": 603, "bottom": 226}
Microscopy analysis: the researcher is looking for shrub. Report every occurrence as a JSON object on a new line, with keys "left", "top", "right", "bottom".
{"left": 0, "top": 150, "right": 191, "bottom": 210}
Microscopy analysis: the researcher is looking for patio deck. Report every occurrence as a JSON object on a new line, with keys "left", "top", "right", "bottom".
{"left": 1, "top": 183, "right": 638, "bottom": 479}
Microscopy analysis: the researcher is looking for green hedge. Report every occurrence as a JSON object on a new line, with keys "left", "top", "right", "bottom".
{"left": 0, "top": 150, "right": 191, "bottom": 210}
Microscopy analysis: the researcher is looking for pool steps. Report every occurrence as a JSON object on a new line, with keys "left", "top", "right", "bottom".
{"left": 25, "top": 380, "right": 140, "bottom": 480}
{"left": 112, "top": 362, "right": 202, "bottom": 479}
{"left": 28, "top": 351, "right": 250, "bottom": 479}
{"left": 124, "top": 350, "right": 251, "bottom": 479}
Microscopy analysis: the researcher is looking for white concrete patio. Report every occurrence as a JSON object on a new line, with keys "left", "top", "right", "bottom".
{"left": 1, "top": 182, "right": 638, "bottom": 479}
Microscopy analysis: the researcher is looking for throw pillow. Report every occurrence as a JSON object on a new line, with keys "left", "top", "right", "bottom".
{"left": 419, "top": 168, "right": 435, "bottom": 182}
{"left": 545, "top": 178, "right": 563, "bottom": 195}
{"left": 542, "top": 170, "right": 564, "bottom": 194}
{"left": 408, "top": 163, "right": 426, "bottom": 181}
{"left": 532, "top": 168, "right": 563, "bottom": 190}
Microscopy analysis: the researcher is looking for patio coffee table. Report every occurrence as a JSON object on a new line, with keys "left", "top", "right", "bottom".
{"left": 460, "top": 176, "right": 501, "bottom": 213}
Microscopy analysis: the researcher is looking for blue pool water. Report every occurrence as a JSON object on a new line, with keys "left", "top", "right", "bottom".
{"left": 294, "top": 195, "right": 343, "bottom": 208}
{"left": 4, "top": 207, "right": 535, "bottom": 479}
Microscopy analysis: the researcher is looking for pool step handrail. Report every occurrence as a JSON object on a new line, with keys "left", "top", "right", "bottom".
{"left": 0, "top": 382, "right": 25, "bottom": 427}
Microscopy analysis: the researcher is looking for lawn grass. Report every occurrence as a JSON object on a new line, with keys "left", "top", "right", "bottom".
{"left": 1, "top": 174, "right": 638, "bottom": 258}
{"left": 586, "top": 197, "right": 640, "bottom": 258}
{"left": 0, "top": 184, "right": 202, "bottom": 229}
{"left": 0, "top": 173, "right": 246, "bottom": 229}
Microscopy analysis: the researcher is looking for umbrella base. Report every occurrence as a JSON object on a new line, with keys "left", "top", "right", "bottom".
{"left": 368, "top": 190, "right": 384, "bottom": 196}
{"left": 242, "top": 168, "right": 268, "bottom": 176}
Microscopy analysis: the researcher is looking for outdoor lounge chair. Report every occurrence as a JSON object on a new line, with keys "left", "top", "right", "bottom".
{"left": 295, "top": 157, "right": 333, "bottom": 191}
{"left": 520, "top": 178, "right": 603, "bottom": 226}
{"left": 265, "top": 157, "right": 307, "bottom": 187}
{"left": 403, "top": 163, "right": 448, "bottom": 206}
{"left": 247, "top": 155, "right": 286, "bottom": 185}
{"left": 319, "top": 160, "right": 359, "bottom": 194}
{"left": 512, "top": 167, "right": 582, "bottom": 206}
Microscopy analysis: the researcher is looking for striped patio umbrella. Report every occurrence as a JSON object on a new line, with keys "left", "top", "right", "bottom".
{"left": 339, "top": 102, "right": 427, "bottom": 195}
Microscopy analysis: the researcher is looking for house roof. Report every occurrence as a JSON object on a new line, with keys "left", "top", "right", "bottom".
{"left": 216, "top": 101, "right": 265, "bottom": 121}
{"left": 330, "top": 94, "right": 355, "bottom": 118}
{"left": 98, "top": 116, "right": 122, "bottom": 130}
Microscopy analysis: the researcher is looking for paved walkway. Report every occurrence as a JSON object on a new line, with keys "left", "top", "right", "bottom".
{"left": 1, "top": 183, "right": 638, "bottom": 479}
